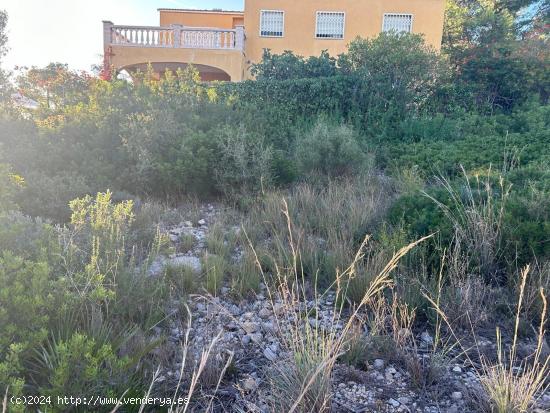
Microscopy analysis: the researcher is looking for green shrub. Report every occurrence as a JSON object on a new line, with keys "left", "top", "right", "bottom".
{"left": 388, "top": 189, "right": 452, "bottom": 242}
{"left": 0, "top": 164, "right": 23, "bottom": 212}
{"left": 251, "top": 49, "right": 337, "bottom": 80}
{"left": 15, "top": 172, "right": 92, "bottom": 222}
{"left": 213, "top": 125, "right": 273, "bottom": 196}
{"left": 0, "top": 212, "right": 59, "bottom": 261}
{"left": 33, "top": 333, "right": 137, "bottom": 406}
{"left": 295, "top": 119, "right": 369, "bottom": 177}
{"left": 67, "top": 191, "right": 171, "bottom": 328}
{"left": 503, "top": 190, "right": 550, "bottom": 265}
{"left": 0, "top": 253, "right": 64, "bottom": 400}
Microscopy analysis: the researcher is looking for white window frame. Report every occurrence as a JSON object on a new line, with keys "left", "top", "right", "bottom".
{"left": 382, "top": 13, "right": 414, "bottom": 33}
{"left": 315, "top": 11, "right": 346, "bottom": 39}
{"left": 259, "top": 10, "right": 285, "bottom": 38}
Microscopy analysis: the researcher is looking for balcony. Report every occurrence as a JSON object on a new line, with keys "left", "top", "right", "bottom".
{"left": 103, "top": 22, "right": 246, "bottom": 81}
{"left": 107, "top": 24, "right": 244, "bottom": 50}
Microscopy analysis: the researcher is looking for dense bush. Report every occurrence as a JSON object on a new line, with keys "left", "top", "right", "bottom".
{"left": 379, "top": 104, "right": 550, "bottom": 174}
{"left": 295, "top": 119, "right": 368, "bottom": 177}
{"left": 0, "top": 191, "right": 172, "bottom": 405}
{"left": 225, "top": 33, "right": 449, "bottom": 140}
{"left": 2, "top": 32, "right": 546, "bottom": 223}
{"left": 251, "top": 49, "right": 337, "bottom": 80}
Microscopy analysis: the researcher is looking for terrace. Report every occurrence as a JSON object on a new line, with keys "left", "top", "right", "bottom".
{"left": 103, "top": 21, "right": 246, "bottom": 81}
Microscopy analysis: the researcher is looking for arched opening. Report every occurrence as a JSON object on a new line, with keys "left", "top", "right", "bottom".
{"left": 121, "top": 62, "right": 231, "bottom": 81}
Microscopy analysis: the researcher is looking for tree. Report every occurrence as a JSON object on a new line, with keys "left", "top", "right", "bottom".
{"left": 338, "top": 33, "right": 448, "bottom": 125}
{"left": 0, "top": 10, "right": 7, "bottom": 63}
{"left": 0, "top": 10, "right": 10, "bottom": 104}
{"left": 16, "top": 63, "right": 91, "bottom": 111}
{"left": 443, "top": 0, "right": 548, "bottom": 111}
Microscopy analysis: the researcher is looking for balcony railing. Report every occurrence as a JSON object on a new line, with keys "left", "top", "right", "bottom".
{"left": 103, "top": 22, "right": 245, "bottom": 51}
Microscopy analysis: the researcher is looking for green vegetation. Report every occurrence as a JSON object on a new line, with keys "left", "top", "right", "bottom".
{"left": 0, "top": 2, "right": 549, "bottom": 411}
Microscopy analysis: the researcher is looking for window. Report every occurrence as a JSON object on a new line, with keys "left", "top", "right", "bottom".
{"left": 316, "top": 12, "right": 345, "bottom": 39}
{"left": 382, "top": 14, "right": 413, "bottom": 33}
{"left": 260, "top": 10, "right": 284, "bottom": 37}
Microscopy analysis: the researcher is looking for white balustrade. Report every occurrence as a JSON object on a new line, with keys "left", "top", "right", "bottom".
{"left": 108, "top": 25, "right": 243, "bottom": 50}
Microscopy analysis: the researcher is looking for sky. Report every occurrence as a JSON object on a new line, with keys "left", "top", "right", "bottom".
{"left": 1, "top": 0, "right": 244, "bottom": 72}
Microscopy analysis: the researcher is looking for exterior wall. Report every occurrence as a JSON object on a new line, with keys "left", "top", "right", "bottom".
{"left": 104, "top": 1, "right": 445, "bottom": 82}
{"left": 159, "top": 9, "right": 244, "bottom": 29}
{"left": 243, "top": 0, "right": 445, "bottom": 78}
{"left": 108, "top": 45, "right": 245, "bottom": 81}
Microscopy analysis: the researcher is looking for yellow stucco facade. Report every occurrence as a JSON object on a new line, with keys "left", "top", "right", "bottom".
{"left": 244, "top": 0, "right": 446, "bottom": 67}
{"left": 159, "top": 9, "right": 244, "bottom": 30}
{"left": 103, "top": 1, "right": 445, "bottom": 82}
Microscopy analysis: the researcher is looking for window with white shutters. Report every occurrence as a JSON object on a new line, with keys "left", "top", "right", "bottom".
{"left": 260, "top": 10, "right": 284, "bottom": 37}
{"left": 316, "top": 12, "right": 345, "bottom": 39}
{"left": 382, "top": 14, "right": 413, "bottom": 33}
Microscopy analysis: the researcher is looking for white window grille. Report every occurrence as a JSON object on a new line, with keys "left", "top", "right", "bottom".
{"left": 316, "top": 12, "right": 345, "bottom": 39}
{"left": 382, "top": 14, "right": 413, "bottom": 33}
{"left": 260, "top": 10, "right": 284, "bottom": 37}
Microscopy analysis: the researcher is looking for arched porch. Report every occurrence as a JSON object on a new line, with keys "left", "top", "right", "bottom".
{"left": 103, "top": 23, "right": 246, "bottom": 82}
{"left": 121, "top": 62, "right": 231, "bottom": 82}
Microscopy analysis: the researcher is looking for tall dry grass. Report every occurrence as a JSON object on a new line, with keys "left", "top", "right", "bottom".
{"left": 247, "top": 199, "right": 431, "bottom": 412}
{"left": 425, "top": 266, "right": 549, "bottom": 412}
{"left": 108, "top": 305, "right": 233, "bottom": 413}
{"left": 242, "top": 174, "right": 396, "bottom": 287}
{"left": 425, "top": 166, "right": 511, "bottom": 281}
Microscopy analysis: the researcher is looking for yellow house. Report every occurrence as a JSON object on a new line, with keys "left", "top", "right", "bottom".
{"left": 103, "top": 0, "right": 446, "bottom": 81}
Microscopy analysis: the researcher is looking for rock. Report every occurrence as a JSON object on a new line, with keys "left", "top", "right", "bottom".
{"left": 373, "top": 372, "right": 384, "bottom": 381}
{"left": 373, "top": 359, "right": 385, "bottom": 370}
{"left": 226, "top": 322, "right": 238, "bottom": 331}
{"left": 452, "top": 365, "right": 462, "bottom": 374}
{"left": 243, "top": 322, "right": 259, "bottom": 334}
{"left": 241, "top": 335, "right": 251, "bottom": 345}
{"left": 242, "top": 377, "right": 258, "bottom": 392}
{"left": 388, "top": 398, "right": 400, "bottom": 408}
{"left": 198, "top": 219, "right": 206, "bottom": 226}
{"left": 262, "top": 321, "right": 277, "bottom": 334}
{"left": 421, "top": 331, "right": 434, "bottom": 345}
{"left": 386, "top": 367, "right": 397, "bottom": 375}
{"left": 263, "top": 347, "right": 278, "bottom": 361}
{"left": 258, "top": 308, "right": 271, "bottom": 319}
{"left": 148, "top": 257, "right": 166, "bottom": 276}
{"left": 249, "top": 332, "right": 263, "bottom": 344}
{"left": 398, "top": 396, "right": 410, "bottom": 405}
{"left": 451, "top": 391, "right": 463, "bottom": 401}
{"left": 447, "top": 405, "right": 459, "bottom": 413}
{"left": 167, "top": 255, "right": 201, "bottom": 272}
{"left": 229, "top": 304, "right": 241, "bottom": 316}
